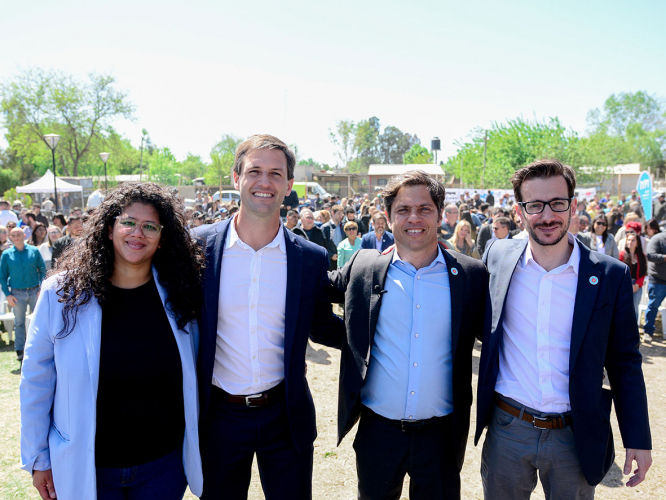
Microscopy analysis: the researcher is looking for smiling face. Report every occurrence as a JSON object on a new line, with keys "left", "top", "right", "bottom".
{"left": 518, "top": 176, "right": 576, "bottom": 247}
{"left": 301, "top": 210, "right": 315, "bottom": 230}
{"left": 234, "top": 148, "right": 293, "bottom": 220}
{"left": 626, "top": 232, "right": 637, "bottom": 251}
{"left": 109, "top": 202, "right": 161, "bottom": 270}
{"left": 34, "top": 225, "right": 46, "bottom": 241}
{"left": 458, "top": 223, "right": 469, "bottom": 240}
{"left": 48, "top": 227, "right": 62, "bottom": 243}
{"left": 387, "top": 185, "right": 441, "bottom": 260}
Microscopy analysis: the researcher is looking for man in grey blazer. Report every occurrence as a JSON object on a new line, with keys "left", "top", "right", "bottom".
{"left": 329, "top": 170, "right": 488, "bottom": 499}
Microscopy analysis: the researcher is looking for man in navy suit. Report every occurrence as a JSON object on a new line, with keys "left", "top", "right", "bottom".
{"left": 194, "top": 135, "right": 343, "bottom": 500}
{"left": 476, "top": 159, "right": 652, "bottom": 499}
{"left": 360, "top": 211, "right": 394, "bottom": 251}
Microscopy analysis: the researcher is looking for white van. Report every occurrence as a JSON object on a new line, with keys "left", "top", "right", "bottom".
{"left": 212, "top": 190, "right": 241, "bottom": 204}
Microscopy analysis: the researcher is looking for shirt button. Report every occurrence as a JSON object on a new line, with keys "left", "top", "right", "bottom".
{"left": 416, "top": 304, "right": 420, "bottom": 309}
{"left": 252, "top": 355, "right": 256, "bottom": 360}
{"left": 413, "top": 362, "right": 418, "bottom": 367}
{"left": 408, "top": 415, "right": 413, "bottom": 419}
{"left": 415, "top": 333, "right": 419, "bottom": 338}
{"left": 410, "top": 391, "right": 415, "bottom": 395}
{"left": 417, "top": 276, "right": 421, "bottom": 280}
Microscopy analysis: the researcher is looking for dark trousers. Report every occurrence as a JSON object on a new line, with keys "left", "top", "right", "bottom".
{"left": 201, "top": 387, "right": 313, "bottom": 500}
{"left": 353, "top": 408, "right": 460, "bottom": 500}
{"left": 96, "top": 448, "right": 187, "bottom": 500}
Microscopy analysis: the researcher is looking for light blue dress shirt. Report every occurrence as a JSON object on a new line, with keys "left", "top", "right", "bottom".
{"left": 361, "top": 247, "right": 453, "bottom": 420}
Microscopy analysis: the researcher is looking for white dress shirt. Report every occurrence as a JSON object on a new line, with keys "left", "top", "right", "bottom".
{"left": 495, "top": 232, "right": 580, "bottom": 413}
{"left": 213, "top": 216, "right": 288, "bottom": 395}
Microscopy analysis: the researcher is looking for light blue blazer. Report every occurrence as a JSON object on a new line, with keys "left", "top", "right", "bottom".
{"left": 20, "top": 267, "right": 203, "bottom": 499}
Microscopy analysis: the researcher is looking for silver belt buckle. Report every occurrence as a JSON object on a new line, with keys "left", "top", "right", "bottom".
{"left": 245, "top": 393, "right": 263, "bottom": 407}
{"left": 532, "top": 415, "right": 549, "bottom": 428}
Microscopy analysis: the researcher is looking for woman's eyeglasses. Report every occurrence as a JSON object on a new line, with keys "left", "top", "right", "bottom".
{"left": 115, "top": 217, "right": 163, "bottom": 239}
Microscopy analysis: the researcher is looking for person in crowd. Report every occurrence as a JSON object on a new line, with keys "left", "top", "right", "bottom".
{"left": 321, "top": 204, "right": 345, "bottom": 270}
{"left": 620, "top": 232, "right": 647, "bottom": 320}
{"left": 486, "top": 190, "right": 495, "bottom": 207}
{"left": 285, "top": 209, "right": 300, "bottom": 230}
{"left": 0, "top": 199, "right": 19, "bottom": 226}
{"left": 6, "top": 221, "right": 17, "bottom": 233}
{"left": 587, "top": 213, "right": 619, "bottom": 259}
{"left": 344, "top": 206, "right": 365, "bottom": 235}
{"left": 20, "top": 182, "right": 205, "bottom": 500}
{"left": 475, "top": 207, "right": 510, "bottom": 257}
{"left": 359, "top": 203, "right": 372, "bottom": 233}
{"left": 20, "top": 210, "right": 34, "bottom": 239}
{"left": 653, "top": 193, "right": 666, "bottom": 222}
{"left": 0, "top": 225, "right": 10, "bottom": 254}
{"left": 293, "top": 208, "right": 327, "bottom": 248}
{"left": 329, "top": 170, "right": 488, "bottom": 499}
{"left": 336, "top": 221, "right": 362, "bottom": 269}
{"left": 477, "top": 159, "right": 651, "bottom": 499}
{"left": 491, "top": 216, "right": 512, "bottom": 242}
{"left": 644, "top": 227, "right": 666, "bottom": 342}
{"left": 460, "top": 211, "right": 478, "bottom": 240}
{"left": 31, "top": 204, "right": 49, "bottom": 226}
{"left": 318, "top": 209, "right": 331, "bottom": 224}
{"left": 360, "top": 212, "right": 394, "bottom": 252}
{"left": 0, "top": 227, "right": 46, "bottom": 362}
{"left": 51, "top": 214, "right": 85, "bottom": 269}
{"left": 27, "top": 222, "right": 47, "bottom": 247}
{"left": 645, "top": 218, "right": 660, "bottom": 239}
{"left": 38, "top": 225, "right": 62, "bottom": 270}
{"left": 607, "top": 208, "right": 623, "bottom": 236}
{"left": 617, "top": 220, "right": 646, "bottom": 254}
{"left": 448, "top": 219, "right": 480, "bottom": 259}
{"left": 42, "top": 196, "right": 54, "bottom": 214}
{"left": 280, "top": 184, "right": 299, "bottom": 220}
{"left": 440, "top": 204, "right": 458, "bottom": 240}
{"left": 477, "top": 202, "right": 491, "bottom": 223}
{"left": 52, "top": 213, "right": 67, "bottom": 232}
{"left": 192, "top": 135, "right": 343, "bottom": 500}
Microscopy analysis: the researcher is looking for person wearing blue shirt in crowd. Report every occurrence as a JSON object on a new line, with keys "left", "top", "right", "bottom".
{"left": 0, "top": 227, "right": 46, "bottom": 362}
{"left": 360, "top": 212, "right": 394, "bottom": 252}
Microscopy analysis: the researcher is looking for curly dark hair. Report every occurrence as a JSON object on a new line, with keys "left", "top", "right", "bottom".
{"left": 55, "top": 182, "right": 204, "bottom": 337}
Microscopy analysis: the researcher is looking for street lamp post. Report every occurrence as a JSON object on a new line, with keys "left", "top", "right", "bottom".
{"left": 44, "top": 134, "right": 61, "bottom": 212}
{"left": 99, "top": 152, "right": 110, "bottom": 191}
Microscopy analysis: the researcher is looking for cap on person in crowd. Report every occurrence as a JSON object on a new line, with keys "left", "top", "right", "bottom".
{"left": 626, "top": 221, "right": 642, "bottom": 234}
{"left": 220, "top": 207, "right": 228, "bottom": 213}
{"left": 13, "top": 200, "right": 22, "bottom": 208}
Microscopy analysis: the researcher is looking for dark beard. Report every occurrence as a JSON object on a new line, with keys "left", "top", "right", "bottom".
{"left": 525, "top": 215, "right": 570, "bottom": 247}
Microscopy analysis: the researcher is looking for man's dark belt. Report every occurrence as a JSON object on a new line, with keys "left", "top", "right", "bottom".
{"left": 496, "top": 399, "right": 572, "bottom": 430}
{"left": 13, "top": 286, "right": 39, "bottom": 291}
{"left": 212, "top": 382, "right": 285, "bottom": 408}
{"left": 364, "top": 407, "right": 449, "bottom": 433}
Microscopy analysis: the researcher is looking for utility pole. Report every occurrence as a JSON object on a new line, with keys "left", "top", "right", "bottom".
{"left": 139, "top": 135, "right": 145, "bottom": 181}
{"left": 482, "top": 130, "right": 488, "bottom": 188}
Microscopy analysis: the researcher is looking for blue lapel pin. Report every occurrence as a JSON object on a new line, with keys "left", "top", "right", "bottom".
{"left": 451, "top": 268, "right": 459, "bottom": 276}
{"left": 589, "top": 276, "right": 599, "bottom": 285}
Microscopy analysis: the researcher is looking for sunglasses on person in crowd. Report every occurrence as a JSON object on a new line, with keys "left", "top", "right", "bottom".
{"left": 115, "top": 217, "right": 163, "bottom": 238}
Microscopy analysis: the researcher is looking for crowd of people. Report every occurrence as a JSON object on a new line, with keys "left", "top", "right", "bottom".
{"left": 9, "top": 134, "right": 658, "bottom": 499}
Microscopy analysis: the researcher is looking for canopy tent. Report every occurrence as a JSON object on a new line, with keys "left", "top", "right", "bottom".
{"left": 16, "top": 169, "right": 83, "bottom": 194}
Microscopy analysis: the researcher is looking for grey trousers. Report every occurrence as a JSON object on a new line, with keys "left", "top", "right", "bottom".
{"left": 481, "top": 398, "right": 595, "bottom": 500}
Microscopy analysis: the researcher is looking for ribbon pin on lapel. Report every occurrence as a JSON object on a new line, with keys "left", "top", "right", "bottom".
{"left": 451, "top": 268, "right": 459, "bottom": 276}
{"left": 589, "top": 276, "right": 599, "bottom": 285}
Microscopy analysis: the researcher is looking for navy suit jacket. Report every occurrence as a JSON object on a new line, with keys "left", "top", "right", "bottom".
{"left": 360, "top": 231, "right": 395, "bottom": 252}
{"left": 193, "top": 219, "right": 344, "bottom": 453}
{"left": 476, "top": 238, "right": 651, "bottom": 486}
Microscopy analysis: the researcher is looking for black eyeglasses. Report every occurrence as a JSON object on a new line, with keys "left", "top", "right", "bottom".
{"left": 517, "top": 198, "right": 572, "bottom": 215}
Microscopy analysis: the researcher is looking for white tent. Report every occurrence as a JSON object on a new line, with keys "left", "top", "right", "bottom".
{"left": 16, "top": 169, "right": 83, "bottom": 194}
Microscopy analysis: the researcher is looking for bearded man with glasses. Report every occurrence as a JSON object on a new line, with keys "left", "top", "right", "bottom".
{"left": 476, "top": 159, "right": 652, "bottom": 499}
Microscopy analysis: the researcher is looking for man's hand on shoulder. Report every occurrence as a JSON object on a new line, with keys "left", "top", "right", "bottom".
{"left": 624, "top": 448, "right": 652, "bottom": 487}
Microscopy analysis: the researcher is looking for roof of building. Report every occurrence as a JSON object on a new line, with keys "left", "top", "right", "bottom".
{"left": 367, "top": 164, "right": 445, "bottom": 176}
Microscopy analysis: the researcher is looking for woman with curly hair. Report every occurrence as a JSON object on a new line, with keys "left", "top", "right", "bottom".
{"left": 20, "top": 183, "right": 204, "bottom": 500}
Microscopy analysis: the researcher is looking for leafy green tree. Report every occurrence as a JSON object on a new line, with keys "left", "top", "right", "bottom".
{"left": 329, "top": 120, "right": 357, "bottom": 170}
{"left": 206, "top": 135, "right": 242, "bottom": 186}
{"left": 298, "top": 158, "right": 321, "bottom": 168}
{"left": 1, "top": 68, "right": 135, "bottom": 177}
{"left": 148, "top": 148, "right": 180, "bottom": 185}
{"left": 379, "top": 126, "right": 420, "bottom": 164}
{"left": 403, "top": 144, "right": 433, "bottom": 164}
{"left": 180, "top": 153, "right": 209, "bottom": 183}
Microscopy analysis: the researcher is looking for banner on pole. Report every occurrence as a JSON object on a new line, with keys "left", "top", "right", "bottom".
{"left": 636, "top": 171, "right": 652, "bottom": 220}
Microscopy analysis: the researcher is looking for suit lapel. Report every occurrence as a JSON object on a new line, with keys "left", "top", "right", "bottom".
{"left": 569, "top": 245, "right": 601, "bottom": 372}
{"left": 284, "top": 227, "right": 302, "bottom": 374}
{"left": 441, "top": 247, "right": 463, "bottom": 358}
{"left": 491, "top": 239, "right": 528, "bottom": 333}
{"left": 78, "top": 298, "right": 102, "bottom": 401}
{"left": 367, "top": 250, "right": 393, "bottom": 365}
{"left": 202, "top": 220, "right": 231, "bottom": 360}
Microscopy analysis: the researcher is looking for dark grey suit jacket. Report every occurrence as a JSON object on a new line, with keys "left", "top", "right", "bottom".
{"left": 329, "top": 245, "right": 488, "bottom": 470}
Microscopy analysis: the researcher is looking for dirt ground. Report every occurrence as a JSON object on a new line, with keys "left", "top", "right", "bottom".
{"left": 2, "top": 334, "right": 664, "bottom": 499}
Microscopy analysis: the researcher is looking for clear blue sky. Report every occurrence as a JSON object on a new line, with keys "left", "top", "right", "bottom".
{"left": 1, "top": 0, "right": 664, "bottom": 167}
